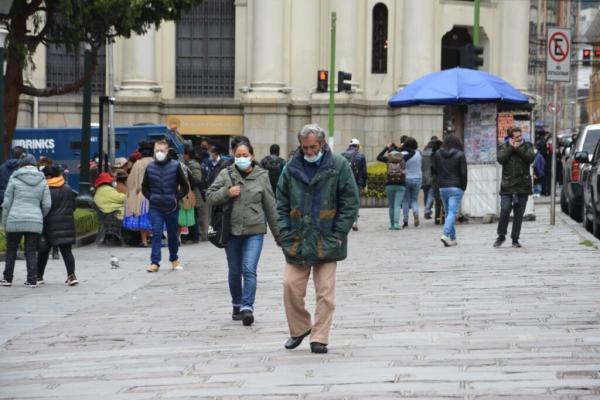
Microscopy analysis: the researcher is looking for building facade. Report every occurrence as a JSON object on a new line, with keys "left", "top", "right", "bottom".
{"left": 19, "top": 0, "right": 530, "bottom": 159}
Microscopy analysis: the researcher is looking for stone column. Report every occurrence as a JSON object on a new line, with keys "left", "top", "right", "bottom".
{"left": 290, "top": 0, "right": 320, "bottom": 99}
{"left": 499, "top": 0, "right": 529, "bottom": 91}
{"left": 401, "top": 0, "right": 435, "bottom": 85}
{"left": 250, "top": 0, "right": 285, "bottom": 91}
{"left": 330, "top": 0, "right": 361, "bottom": 90}
{"left": 119, "top": 29, "right": 159, "bottom": 97}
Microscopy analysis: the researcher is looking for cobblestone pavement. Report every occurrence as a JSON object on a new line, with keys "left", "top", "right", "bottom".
{"left": 1, "top": 204, "right": 600, "bottom": 399}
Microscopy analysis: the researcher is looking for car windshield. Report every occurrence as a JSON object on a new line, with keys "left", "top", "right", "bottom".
{"left": 583, "top": 129, "right": 600, "bottom": 153}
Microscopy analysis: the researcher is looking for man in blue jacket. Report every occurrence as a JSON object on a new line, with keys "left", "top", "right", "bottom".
{"left": 142, "top": 140, "right": 190, "bottom": 273}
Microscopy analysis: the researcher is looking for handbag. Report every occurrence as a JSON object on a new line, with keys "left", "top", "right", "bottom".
{"left": 208, "top": 168, "right": 235, "bottom": 248}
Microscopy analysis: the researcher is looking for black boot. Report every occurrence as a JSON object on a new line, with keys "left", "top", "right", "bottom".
{"left": 232, "top": 306, "right": 243, "bottom": 321}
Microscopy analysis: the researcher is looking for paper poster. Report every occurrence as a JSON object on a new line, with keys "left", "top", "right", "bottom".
{"left": 464, "top": 104, "right": 498, "bottom": 164}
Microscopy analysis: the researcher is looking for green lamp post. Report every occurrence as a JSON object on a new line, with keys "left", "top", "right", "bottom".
{"left": 0, "top": 0, "right": 13, "bottom": 164}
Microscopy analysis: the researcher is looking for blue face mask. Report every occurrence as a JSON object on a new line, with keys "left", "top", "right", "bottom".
{"left": 304, "top": 150, "right": 323, "bottom": 164}
{"left": 235, "top": 156, "right": 252, "bottom": 171}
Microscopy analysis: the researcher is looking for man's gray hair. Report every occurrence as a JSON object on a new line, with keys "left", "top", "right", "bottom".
{"left": 298, "top": 123, "right": 326, "bottom": 142}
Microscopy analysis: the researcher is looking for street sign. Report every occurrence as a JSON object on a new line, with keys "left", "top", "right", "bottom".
{"left": 547, "top": 101, "right": 561, "bottom": 114}
{"left": 546, "top": 28, "right": 571, "bottom": 82}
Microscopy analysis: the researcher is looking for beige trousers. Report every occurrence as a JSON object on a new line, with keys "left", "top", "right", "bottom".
{"left": 283, "top": 261, "right": 337, "bottom": 344}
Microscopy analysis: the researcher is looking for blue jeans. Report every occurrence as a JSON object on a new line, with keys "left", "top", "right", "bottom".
{"left": 225, "top": 234, "right": 264, "bottom": 312}
{"left": 149, "top": 207, "right": 180, "bottom": 265}
{"left": 439, "top": 187, "right": 464, "bottom": 240}
{"left": 533, "top": 183, "right": 542, "bottom": 195}
{"left": 403, "top": 178, "right": 422, "bottom": 223}
{"left": 385, "top": 185, "right": 406, "bottom": 226}
{"left": 423, "top": 186, "right": 434, "bottom": 216}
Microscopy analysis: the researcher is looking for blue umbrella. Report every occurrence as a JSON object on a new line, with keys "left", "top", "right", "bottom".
{"left": 388, "top": 67, "right": 529, "bottom": 107}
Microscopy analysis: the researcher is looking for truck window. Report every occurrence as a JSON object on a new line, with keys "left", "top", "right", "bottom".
{"left": 583, "top": 130, "right": 600, "bottom": 154}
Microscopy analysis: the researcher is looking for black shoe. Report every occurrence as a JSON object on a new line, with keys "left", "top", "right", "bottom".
{"left": 284, "top": 329, "right": 312, "bottom": 350}
{"left": 512, "top": 240, "right": 522, "bottom": 248}
{"left": 232, "top": 306, "right": 243, "bottom": 321}
{"left": 310, "top": 342, "right": 328, "bottom": 354}
{"left": 24, "top": 281, "right": 38, "bottom": 288}
{"left": 402, "top": 222, "right": 408, "bottom": 228}
{"left": 241, "top": 310, "right": 254, "bottom": 326}
{"left": 424, "top": 213, "right": 432, "bottom": 220}
{"left": 493, "top": 236, "right": 506, "bottom": 248}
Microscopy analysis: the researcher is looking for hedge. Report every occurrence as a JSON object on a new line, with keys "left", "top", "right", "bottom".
{"left": 0, "top": 208, "right": 98, "bottom": 252}
{"left": 363, "top": 162, "right": 388, "bottom": 199}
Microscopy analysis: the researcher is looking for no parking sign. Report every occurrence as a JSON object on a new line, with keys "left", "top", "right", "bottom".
{"left": 546, "top": 28, "right": 571, "bottom": 82}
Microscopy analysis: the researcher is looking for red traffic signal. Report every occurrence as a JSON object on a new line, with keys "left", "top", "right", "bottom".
{"left": 317, "top": 70, "right": 328, "bottom": 93}
{"left": 595, "top": 49, "right": 600, "bottom": 58}
{"left": 583, "top": 49, "right": 591, "bottom": 66}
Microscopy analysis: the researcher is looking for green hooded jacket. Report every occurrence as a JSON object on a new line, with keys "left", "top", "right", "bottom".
{"left": 206, "top": 164, "right": 279, "bottom": 238}
{"left": 276, "top": 147, "right": 359, "bottom": 266}
{"left": 497, "top": 141, "right": 535, "bottom": 195}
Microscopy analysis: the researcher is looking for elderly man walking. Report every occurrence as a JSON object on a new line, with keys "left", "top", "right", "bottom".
{"left": 276, "top": 123, "right": 360, "bottom": 354}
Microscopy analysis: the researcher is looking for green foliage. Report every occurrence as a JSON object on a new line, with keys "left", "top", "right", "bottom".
{"left": 364, "top": 163, "right": 388, "bottom": 199}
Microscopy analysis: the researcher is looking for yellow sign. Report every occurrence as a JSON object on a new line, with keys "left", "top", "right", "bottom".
{"left": 166, "top": 115, "right": 244, "bottom": 136}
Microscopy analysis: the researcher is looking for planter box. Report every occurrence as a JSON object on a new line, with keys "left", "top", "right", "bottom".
{"left": 360, "top": 196, "right": 388, "bottom": 208}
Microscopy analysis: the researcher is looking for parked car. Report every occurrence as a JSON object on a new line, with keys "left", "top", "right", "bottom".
{"left": 560, "top": 124, "right": 600, "bottom": 221}
{"left": 578, "top": 141, "right": 600, "bottom": 238}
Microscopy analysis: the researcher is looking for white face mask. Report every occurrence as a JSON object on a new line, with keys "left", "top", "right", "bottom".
{"left": 155, "top": 151, "right": 167, "bottom": 162}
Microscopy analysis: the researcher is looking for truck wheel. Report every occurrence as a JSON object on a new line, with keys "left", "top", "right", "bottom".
{"left": 569, "top": 199, "right": 582, "bottom": 222}
{"left": 560, "top": 190, "right": 568, "bottom": 213}
{"left": 593, "top": 206, "right": 600, "bottom": 240}
{"left": 583, "top": 201, "right": 593, "bottom": 232}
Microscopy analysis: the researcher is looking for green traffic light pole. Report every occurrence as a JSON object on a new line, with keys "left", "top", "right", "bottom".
{"left": 0, "top": 26, "right": 6, "bottom": 164}
{"left": 473, "top": 0, "right": 480, "bottom": 46}
{"left": 328, "top": 12, "right": 336, "bottom": 148}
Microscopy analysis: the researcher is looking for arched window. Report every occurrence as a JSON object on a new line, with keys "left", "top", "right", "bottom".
{"left": 46, "top": 45, "right": 106, "bottom": 94}
{"left": 176, "top": 0, "right": 235, "bottom": 97}
{"left": 372, "top": 3, "right": 388, "bottom": 74}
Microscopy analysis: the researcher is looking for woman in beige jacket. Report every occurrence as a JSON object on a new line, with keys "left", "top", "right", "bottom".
{"left": 123, "top": 140, "right": 154, "bottom": 247}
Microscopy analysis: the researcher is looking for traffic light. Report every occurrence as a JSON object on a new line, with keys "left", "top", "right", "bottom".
{"left": 459, "top": 44, "right": 484, "bottom": 70}
{"left": 583, "top": 49, "right": 591, "bottom": 66}
{"left": 317, "top": 70, "right": 328, "bottom": 93}
{"left": 337, "top": 71, "right": 352, "bottom": 93}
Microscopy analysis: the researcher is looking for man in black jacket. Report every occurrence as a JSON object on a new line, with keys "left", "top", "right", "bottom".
{"left": 494, "top": 127, "right": 535, "bottom": 248}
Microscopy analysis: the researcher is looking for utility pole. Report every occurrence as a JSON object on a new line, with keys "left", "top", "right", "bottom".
{"left": 328, "top": 12, "right": 336, "bottom": 150}
{"left": 473, "top": 0, "right": 480, "bottom": 46}
{"left": 76, "top": 45, "right": 93, "bottom": 207}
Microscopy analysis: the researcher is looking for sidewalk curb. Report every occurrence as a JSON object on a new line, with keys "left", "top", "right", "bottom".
{"left": 558, "top": 210, "right": 600, "bottom": 246}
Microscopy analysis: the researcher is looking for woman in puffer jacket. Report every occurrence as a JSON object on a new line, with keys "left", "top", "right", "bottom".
{"left": 37, "top": 166, "right": 78, "bottom": 286}
{"left": 0, "top": 154, "right": 51, "bottom": 288}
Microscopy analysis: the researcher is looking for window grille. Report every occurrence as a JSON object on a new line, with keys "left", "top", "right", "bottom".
{"left": 372, "top": 3, "right": 389, "bottom": 74}
{"left": 46, "top": 44, "right": 106, "bottom": 95}
{"left": 176, "top": 0, "right": 235, "bottom": 97}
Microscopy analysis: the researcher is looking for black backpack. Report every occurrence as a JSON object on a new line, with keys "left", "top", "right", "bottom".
{"left": 261, "top": 156, "right": 285, "bottom": 188}
{"left": 342, "top": 151, "right": 360, "bottom": 180}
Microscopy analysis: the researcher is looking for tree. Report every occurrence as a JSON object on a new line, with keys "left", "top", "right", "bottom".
{"left": 0, "top": 0, "right": 203, "bottom": 157}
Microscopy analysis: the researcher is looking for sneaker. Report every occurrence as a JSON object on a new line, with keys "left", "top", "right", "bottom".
{"left": 241, "top": 309, "right": 254, "bottom": 326}
{"left": 65, "top": 274, "right": 79, "bottom": 286}
{"left": 441, "top": 235, "right": 452, "bottom": 247}
{"left": 0, "top": 279, "right": 12, "bottom": 287}
{"left": 493, "top": 236, "right": 506, "bottom": 248}
{"left": 24, "top": 281, "right": 37, "bottom": 288}
{"left": 512, "top": 241, "right": 522, "bottom": 248}
{"left": 351, "top": 222, "right": 358, "bottom": 231}
{"left": 147, "top": 264, "right": 160, "bottom": 273}
{"left": 232, "top": 306, "right": 243, "bottom": 321}
{"left": 36, "top": 278, "right": 45, "bottom": 285}
{"left": 414, "top": 214, "right": 420, "bottom": 227}
{"left": 171, "top": 260, "right": 183, "bottom": 271}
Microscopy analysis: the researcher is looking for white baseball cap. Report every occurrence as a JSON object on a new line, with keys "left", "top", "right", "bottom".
{"left": 349, "top": 138, "right": 360, "bottom": 145}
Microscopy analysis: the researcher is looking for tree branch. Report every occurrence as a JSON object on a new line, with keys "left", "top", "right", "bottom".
{"left": 20, "top": 48, "right": 98, "bottom": 97}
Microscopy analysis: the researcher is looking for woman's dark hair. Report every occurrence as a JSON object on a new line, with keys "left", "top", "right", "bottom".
{"left": 231, "top": 135, "right": 251, "bottom": 151}
{"left": 403, "top": 137, "right": 418, "bottom": 151}
{"left": 233, "top": 141, "right": 254, "bottom": 155}
{"left": 441, "top": 134, "right": 464, "bottom": 151}
{"left": 270, "top": 144, "right": 280, "bottom": 156}
{"left": 43, "top": 165, "right": 61, "bottom": 178}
